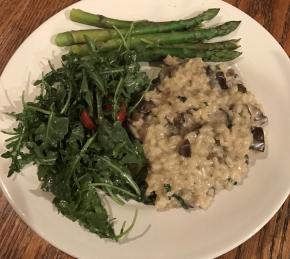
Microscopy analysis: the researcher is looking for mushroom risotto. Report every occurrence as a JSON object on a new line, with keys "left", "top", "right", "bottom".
{"left": 130, "top": 57, "right": 267, "bottom": 209}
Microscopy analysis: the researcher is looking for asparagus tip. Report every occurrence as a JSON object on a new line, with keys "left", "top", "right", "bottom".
{"left": 209, "top": 8, "right": 220, "bottom": 13}
{"left": 232, "top": 51, "right": 242, "bottom": 59}
{"left": 70, "top": 8, "right": 79, "bottom": 19}
{"left": 55, "top": 32, "right": 75, "bottom": 46}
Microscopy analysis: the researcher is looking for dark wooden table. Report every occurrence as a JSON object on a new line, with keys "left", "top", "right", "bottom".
{"left": 0, "top": 0, "right": 289, "bottom": 258}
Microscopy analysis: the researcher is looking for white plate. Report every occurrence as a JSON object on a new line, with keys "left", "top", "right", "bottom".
{"left": 0, "top": 0, "right": 289, "bottom": 258}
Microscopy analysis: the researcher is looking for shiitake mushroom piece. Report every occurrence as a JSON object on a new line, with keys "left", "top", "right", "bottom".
{"left": 216, "top": 71, "right": 228, "bottom": 89}
{"left": 247, "top": 105, "right": 268, "bottom": 126}
{"left": 250, "top": 127, "right": 265, "bottom": 152}
{"left": 178, "top": 139, "right": 192, "bottom": 157}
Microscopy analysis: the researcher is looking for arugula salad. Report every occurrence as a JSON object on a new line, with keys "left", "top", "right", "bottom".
{"left": 2, "top": 8, "right": 242, "bottom": 240}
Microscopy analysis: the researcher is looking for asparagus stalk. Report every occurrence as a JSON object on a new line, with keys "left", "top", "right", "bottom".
{"left": 95, "top": 21, "right": 241, "bottom": 50}
{"left": 56, "top": 9, "right": 220, "bottom": 46}
{"left": 70, "top": 8, "right": 219, "bottom": 29}
{"left": 160, "top": 39, "right": 240, "bottom": 50}
{"left": 135, "top": 49, "right": 242, "bottom": 62}
{"left": 70, "top": 9, "right": 157, "bottom": 28}
{"left": 71, "top": 39, "right": 240, "bottom": 56}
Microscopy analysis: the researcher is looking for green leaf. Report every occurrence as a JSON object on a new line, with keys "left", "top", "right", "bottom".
{"left": 80, "top": 70, "right": 94, "bottom": 116}
{"left": 32, "top": 144, "right": 58, "bottom": 166}
{"left": 54, "top": 184, "right": 116, "bottom": 239}
{"left": 97, "top": 156, "right": 141, "bottom": 196}
{"left": 35, "top": 112, "right": 69, "bottom": 148}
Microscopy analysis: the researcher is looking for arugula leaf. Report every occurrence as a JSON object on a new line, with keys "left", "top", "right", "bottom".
{"left": 34, "top": 112, "right": 69, "bottom": 148}
{"left": 80, "top": 70, "right": 94, "bottom": 116}
{"left": 54, "top": 184, "right": 116, "bottom": 239}
{"left": 31, "top": 144, "right": 58, "bottom": 166}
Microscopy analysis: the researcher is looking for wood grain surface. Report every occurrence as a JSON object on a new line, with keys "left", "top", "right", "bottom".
{"left": 0, "top": 0, "right": 289, "bottom": 258}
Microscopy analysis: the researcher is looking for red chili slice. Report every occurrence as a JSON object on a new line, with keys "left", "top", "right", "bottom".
{"left": 116, "top": 104, "right": 127, "bottom": 123}
{"left": 80, "top": 110, "right": 96, "bottom": 130}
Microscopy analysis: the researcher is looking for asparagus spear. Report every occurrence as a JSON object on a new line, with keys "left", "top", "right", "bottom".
{"left": 158, "top": 39, "right": 240, "bottom": 50}
{"left": 135, "top": 48, "right": 242, "bottom": 62}
{"left": 94, "top": 21, "right": 241, "bottom": 50}
{"left": 71, "top": 39, "right": 240, "bottom": 56}
{"left": 71, "top": 44, "right": 241, "bottom": 62}
{"left": 56, "top": 9, "right": 220, "bottom": 46}
{"left": 70, "top": 9, "right": 157, "bottom": 28}
{"left": 70, "top": 8, "right": 219, "bottom": 29}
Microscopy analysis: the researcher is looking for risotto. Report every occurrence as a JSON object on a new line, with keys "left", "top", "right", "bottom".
{"left": 130, "top": 57, "right": 267, "bottom": 209}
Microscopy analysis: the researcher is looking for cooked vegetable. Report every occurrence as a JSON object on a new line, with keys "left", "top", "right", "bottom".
{"left": 70, "top": 9, "right": 152, "bottom": 28}
{"left": 178, "top": 139, "right": 191, "bottom": 157}
{"left": 1, "top": 47, "right": 151, "bottom": 240}
{"left": 57, "top": 9, "right": 242, "bottom": 63}
{"left": 71, "top": 39, "right": 240, "bottom": 57}
{"left": 70, "top": 8, "right": 220, "bottom": 28}
{"left": 68, "top": 21, "right": 241, "bottom": 50}
{"left": 247, "top": 105, "right": 268, "bottom": 126}
{"left": 162, "top": 39, "right": 240, "bottom": 50}
{"left": 216, "top": 71, "right": 228, "bottom": 89}
{"left": 72, "top": 46, "right": 241, "bottom": 62}
{"left": 237, "top": 83, "right": 247, "bottom": 93}
{"left": 56, "top": 9, "right": 220, "bottom": 46}
{"left": 250, "top": 127, "right": 265, "bottom": 152}
{"left": 135, "top": 49, "right": 242, "bottom": 62}
{"left": 138, "top": 100, "right": 155, "bottom": 114}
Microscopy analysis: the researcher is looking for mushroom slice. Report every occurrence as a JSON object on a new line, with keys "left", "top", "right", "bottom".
{"left": 138, "top": 100, "right": 155, "bottom": 114}
{"left": 250, "top": 127, "right": 265, "bottom": 152}
{"left": 247, "top": 104, "right": 268, "bottom": 126}
{"left": 178, "top": 139, "right": 191, "bottom": 157}
{"left": 216, "top": 71, "right": 228, "bottom": 89}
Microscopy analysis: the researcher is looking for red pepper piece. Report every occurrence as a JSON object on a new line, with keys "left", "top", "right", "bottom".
{"left": 116, "top": 104, "right": 127, "bottom": 123}
{"left": 80, "top": 110, "right": 96, "bottom": 130}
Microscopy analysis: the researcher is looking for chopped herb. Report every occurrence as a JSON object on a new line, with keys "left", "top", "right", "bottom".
{"left": 163, "top": 183, "right": 192, "bottom": 210}
{"left": 220, "top": 108, "right": 232, "bottom": 129}
{"left": 172, "top": 193, "right": 192, "bottom": 209}
{"left": 164, "top": 183, "right": 172, "bottom": 192}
